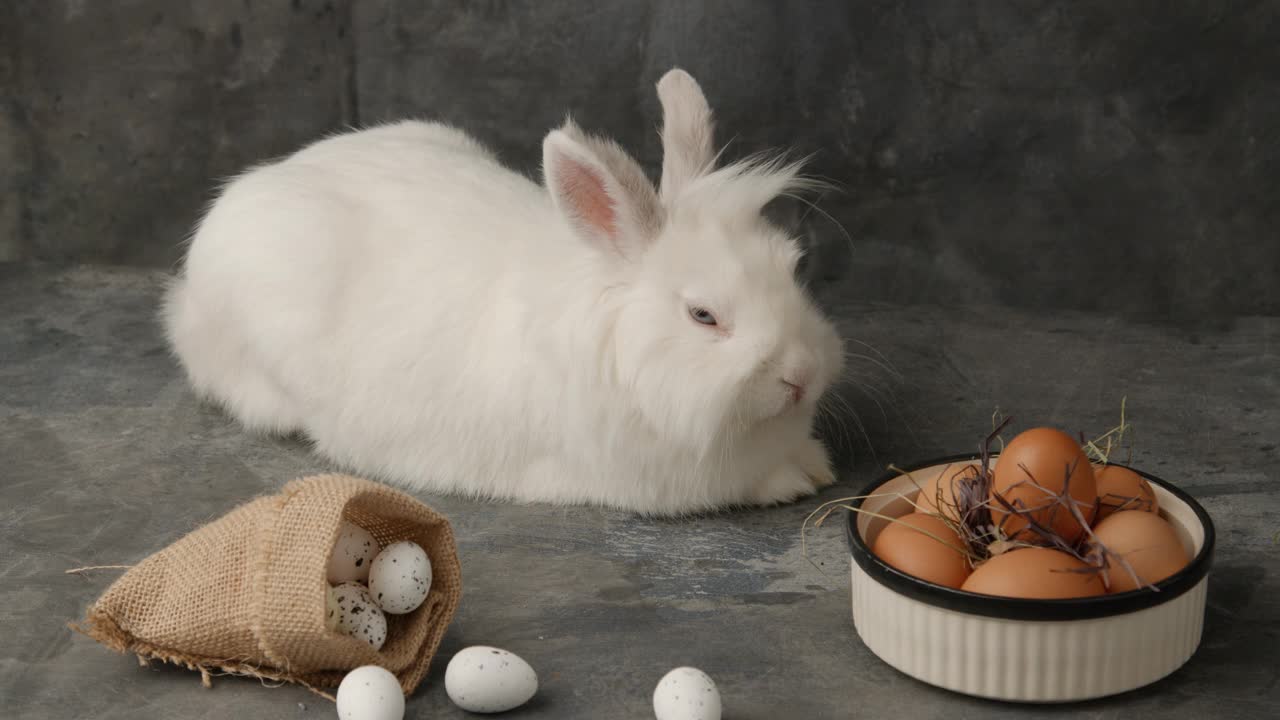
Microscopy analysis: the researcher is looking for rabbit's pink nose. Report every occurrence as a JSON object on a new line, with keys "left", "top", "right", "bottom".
{"left": 781, "top": 378, "right": 807, "bottom": 403}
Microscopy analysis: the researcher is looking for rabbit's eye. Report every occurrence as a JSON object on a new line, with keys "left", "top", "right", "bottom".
{"left": 688, "top": 306, "right": 718, "bottom": 326}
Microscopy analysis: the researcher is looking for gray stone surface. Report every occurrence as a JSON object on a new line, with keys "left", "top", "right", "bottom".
{"left": 2, "top": 264, "right": 1277, "bottom": 719}
{"left": 3, "top": 2, "right": 1279, "bottom": 318}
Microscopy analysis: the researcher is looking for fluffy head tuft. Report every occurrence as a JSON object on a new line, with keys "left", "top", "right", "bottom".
{"left": 665, "top": 150, "right": 823, "bottom": 228}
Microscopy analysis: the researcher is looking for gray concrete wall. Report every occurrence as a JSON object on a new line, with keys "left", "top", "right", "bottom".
{"left": 3, "top": 1, "right": 1277, "bottom": 321}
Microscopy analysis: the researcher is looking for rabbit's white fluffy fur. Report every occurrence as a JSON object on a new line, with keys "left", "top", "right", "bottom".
{"left": 163, "top": 69, "right": 845, "bottom": 515}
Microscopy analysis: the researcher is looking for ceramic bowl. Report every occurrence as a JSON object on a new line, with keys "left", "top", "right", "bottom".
{"left": 845, "top": 453, "right": 1215, "bottom": 703}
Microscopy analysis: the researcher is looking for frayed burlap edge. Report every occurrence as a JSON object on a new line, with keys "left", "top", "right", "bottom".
{"left": 68, "top": 610, "right": 338, "bottom": 701}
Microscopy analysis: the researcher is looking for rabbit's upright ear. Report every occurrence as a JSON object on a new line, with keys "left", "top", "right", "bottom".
{"left": 543, "top": 120, "right": 662, "bottom": 261}
{"left": 656, "top": 68, "right": 715, "bottom": 203}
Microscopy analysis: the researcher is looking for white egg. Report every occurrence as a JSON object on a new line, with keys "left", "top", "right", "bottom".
{"left": 335, "top": 665, "right": 404, "bottom": 720}
{"left": 328, "top": 582, "right": 388, "bottom": 651}
{"left": 444, "top": 645, "right": 538, "bottom": 714}
{"left": 653, "top": 667, "right": 721, "bottom": 720}
{"left": 328, "top": 521, "right": 380, "bottom": 584}
{"left": 368, "top": 541, "right": 432, "bottom": 614}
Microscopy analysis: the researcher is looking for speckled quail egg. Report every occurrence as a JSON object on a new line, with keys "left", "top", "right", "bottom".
{"left": 327, "top": 582, "right": 388, "bottom": 651}
{"left": 327, "top": 521, "right": 380, "bottom": 584}
{"left": 653, "top": 666, "right": 721, "bottom": 720}
{"left": 444, "top": 646, "right": 538, "bottom": 713}
{"left": 336, "top": 665, "right": 404, "bottom": 720}
{"left": 368, "top": 541, "right": 432, "bottom": 614}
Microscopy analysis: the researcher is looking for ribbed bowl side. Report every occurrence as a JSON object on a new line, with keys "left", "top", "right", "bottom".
{"left": 849, "top": 560, "right": 1208, "bottom": 702}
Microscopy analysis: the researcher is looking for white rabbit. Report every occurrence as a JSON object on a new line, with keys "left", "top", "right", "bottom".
{"left": 162, "top": 69, "right": 845, "bottom": 515}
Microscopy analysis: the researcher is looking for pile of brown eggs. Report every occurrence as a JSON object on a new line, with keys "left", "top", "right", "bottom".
{"left": 872, "top": 426, "right": 1191, "bottom": 599}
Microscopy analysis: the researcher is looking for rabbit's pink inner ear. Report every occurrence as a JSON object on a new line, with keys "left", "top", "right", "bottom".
{"left": 553, "top": 159, "right": 618, "bottom": 239}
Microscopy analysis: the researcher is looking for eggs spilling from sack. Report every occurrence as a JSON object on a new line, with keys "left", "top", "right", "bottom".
{"left": 324, "top": 521, "right": 433, "bottom": 650}
{"left": 327, "top": 524, "right": 543, "bottom": 717}
{"left": 877, "top": 425, "right": 1193, "bottom": 598}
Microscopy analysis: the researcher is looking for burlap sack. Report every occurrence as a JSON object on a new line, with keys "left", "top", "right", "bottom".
{"left": 71, "top": 474, "right": 462, "bottom": 695}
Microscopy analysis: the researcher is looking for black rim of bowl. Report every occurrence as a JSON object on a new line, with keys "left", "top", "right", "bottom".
{"left": 844, "top": 452, "right": 1216, "bottom": 621}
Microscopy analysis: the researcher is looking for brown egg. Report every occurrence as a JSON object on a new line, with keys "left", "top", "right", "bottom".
{"left": 913, "top": 463, "right": 982, "bottom": 523}
{"left": 991, "top": 427, "right": 1097, "bottom": 544}
{"left": 871, "top": 512, "right": 972, "bottom": 589}
{"left": 1088, "top": 510, "right": 1189, "bottom": 593}
{"left": 1093, "top": 464, "right": 1159, "bottom": 522}
{"left": 961, "top": 547, "right": 1105, "bottom": 599}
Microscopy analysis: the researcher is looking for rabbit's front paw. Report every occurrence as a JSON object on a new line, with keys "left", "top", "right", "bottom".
{"left": 796, "top": 435, "right": 836, "bottom": 489}
{"left": 749, "top": 462, "right": 820, "bottom": 507}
